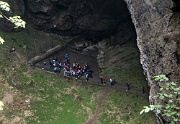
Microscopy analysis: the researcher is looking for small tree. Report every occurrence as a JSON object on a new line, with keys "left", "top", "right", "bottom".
{"left": 140, "top": 75, "right": 180, "bottom": 124}
{"left": 0, "top": 1, "right": 26, "bottom": 44}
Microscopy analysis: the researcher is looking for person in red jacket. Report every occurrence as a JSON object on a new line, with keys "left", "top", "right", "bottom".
{"left": 100, "top": 75, "right": 106, "bottom": 85}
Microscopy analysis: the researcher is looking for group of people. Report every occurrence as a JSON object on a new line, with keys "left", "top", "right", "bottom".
{"left": 42, "top": 53, "right": 116, "bottom": 86}
{"left": 43, "top": 54, "right": 147, "bottom": 93}
{"left": 47, "top": 54, "right": 93, "bottom": 82}
{"left": 100, "top": 75, "right": 116, "bottom": 86}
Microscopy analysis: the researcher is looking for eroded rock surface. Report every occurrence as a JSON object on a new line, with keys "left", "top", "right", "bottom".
{"left": 25, "top": 0, "right": 133, "bottom": 39}
{"left": 124, "top": 0, "right": 180, "bottom": 123}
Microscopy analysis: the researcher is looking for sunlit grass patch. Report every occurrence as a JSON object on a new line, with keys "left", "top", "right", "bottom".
{"left": 16, "top": 70, "right": 101, "bottom": 124}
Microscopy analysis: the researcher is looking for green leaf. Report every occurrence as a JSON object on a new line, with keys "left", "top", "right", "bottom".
{"left": 170, "top": 121, "right": 175, "bottom": 124}
{"left": 154, "top": 74, "right": 169, "bottom": 82}
{"left": 164, "top": 77, "right": 169, "bottom": 81}
{"left": 0, "top": 101, "right": 4, "bottom": 110}
{"left": 169, "top": 100, "right": 173, "bottom": 103}
{"left": 159, "top": 95, "right": 164, "bottom": 100}
{"left": 170, "top": 82, "right": 176, "bottom": 86}
{"left": 165, "top": 104, "right": 170, "bottom": 109}
{"left": 0, "top": 36, "right": 5, "bottom": 44}
{"left": 176, "top": 113, "right": 180, "bottom": 116}
{"left": 144, "top": 108, "right": 150, "bottom": 113}
{"left": 160, "top": 87, "right": 163, "bottom": 91}
{"left": 0, "top": 1, "right": 10, "bottom": 11}
{"left": 149, "top": 105, "right": 155, "bottom": 110}
{"left": 165, "top": 87, "right": 169, "bottom": 90}
{"left": 170, "top": 111, "right": 176, "bottom": 115}
{"left": 8, "top": 16, "right": 26, "bottom": 28}
{"left": 143, "top": 106, "right": 148, "bottom": 109}
{"left": 140, "top": 110, "right": 144, "bottom": 114}
{"left": 0, "top": 106, "right": 3, "bottom": 110}
{"left": 174, "top": 118, "right": 178, "bottom": 122}
{"left": 156, "top": 104, "right": 162, "bottom": 109}
{"left": 160, "top": 79, "right": 164, "bottom": 82}
{"left": 169, "top": 94, "right": 173, "bottom": 98}
{"left": 164, "top": 113, "right": 171, "bottom": 117}
{"left": 164, "top": 93, "right": 168, "bottom": 97}
{"left": 0, "top": 101, "right": 3, "bottom": 106}
{"left": 174, "top": 87, "right": 180, "bottom": 92}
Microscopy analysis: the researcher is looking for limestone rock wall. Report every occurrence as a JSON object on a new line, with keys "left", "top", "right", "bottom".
{"left": 124, "top": 0, "right": 180, "bottom": 122}
{"left": 25, "top": 0, "right": 132, "bottom": 39}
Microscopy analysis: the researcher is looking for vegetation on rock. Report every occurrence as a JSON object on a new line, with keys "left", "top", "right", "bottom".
{"left": 0, "top": 1, "right": 25, "bottom": 44}
{"left": 140, "top": 75, "right": 180, "bottom": 124}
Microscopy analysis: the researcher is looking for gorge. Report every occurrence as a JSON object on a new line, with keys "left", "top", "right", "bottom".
{"left": 0, "top": 0, "right": 179, "bottom": 123}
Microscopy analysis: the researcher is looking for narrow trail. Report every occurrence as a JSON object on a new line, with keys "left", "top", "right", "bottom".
{"left": 35, "top": 67, "right": 149, "bottom": 98}
{"left": 85, "top": 89, "right": 110, "bottom": 124}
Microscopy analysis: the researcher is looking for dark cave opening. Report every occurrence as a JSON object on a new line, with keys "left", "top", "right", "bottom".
{"left": 25, "top": 0, "right": 137, "bottom": 44}
{"left": 24, "top": 0, "right": 140, "bottom": 60}
{"left": 171, "top": 0, "right": 180, "bottom": 12}
{"left": 26, "top": 0, "right": 149, "bottom": 90}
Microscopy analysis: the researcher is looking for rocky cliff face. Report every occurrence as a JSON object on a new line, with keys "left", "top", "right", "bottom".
{"left": 0, "top": 0, "right": 137, "bottom": 44}
{"left": 124, "top": 0, "right": 180, "bottom": 122}
{"left": 25, "top": 0, "right": 135, "bottom": 40}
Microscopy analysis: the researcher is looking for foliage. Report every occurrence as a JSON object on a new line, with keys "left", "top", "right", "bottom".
{"left": 0, "top": 36, "right": 4, "bottom": 44}
{"left": 0, "top": 100, "right": 4, "bottom": 110}
{"left": 0, "top": 1, "right": 10, "bottom": 11}
{"left": 0, "top": 1, "right": 26, "bottom": 44}
{"left": 140, "top": 75, "right": 180, "bottom": 124}
{"left": 8, "top": 16, "right": 26, "bottom": 28}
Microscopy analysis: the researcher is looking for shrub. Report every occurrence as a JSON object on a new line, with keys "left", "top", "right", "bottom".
{"left": 140, "top": 75, "right": 180, "bottom": 124}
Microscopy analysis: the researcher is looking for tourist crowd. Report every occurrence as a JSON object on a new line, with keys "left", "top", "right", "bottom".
{"left": 43, "top": 53, "right": 115, "bottom": 86}
{"left": 47, "top": 54, "right": 93, "bottom": 82}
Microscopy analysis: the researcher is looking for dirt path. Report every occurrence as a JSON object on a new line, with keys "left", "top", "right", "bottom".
{"left": 85, "top": 89, "right": 110, "bottom": 124}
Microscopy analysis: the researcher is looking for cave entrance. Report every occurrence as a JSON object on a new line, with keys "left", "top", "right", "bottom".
{"left": 31, "top": 0, "right": 148, "bottom": 91}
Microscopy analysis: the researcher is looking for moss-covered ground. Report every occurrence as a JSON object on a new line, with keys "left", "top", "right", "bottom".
{"left": 101, "top": 43, "right": 148, "bottom": 89}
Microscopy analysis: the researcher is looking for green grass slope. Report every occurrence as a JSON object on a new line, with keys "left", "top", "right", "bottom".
{"left": 0, "top": 26, "right": 156, "bottom": 124}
